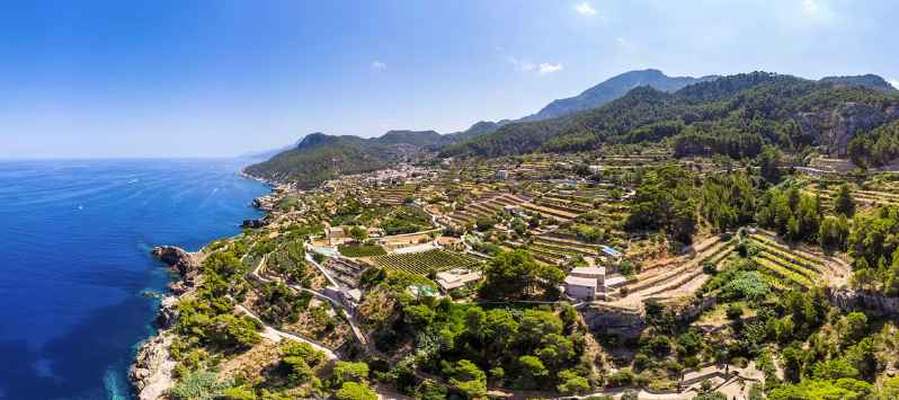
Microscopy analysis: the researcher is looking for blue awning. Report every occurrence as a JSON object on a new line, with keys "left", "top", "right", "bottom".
{"left": 600, "top": 245, "right": 622, "bottom": 257}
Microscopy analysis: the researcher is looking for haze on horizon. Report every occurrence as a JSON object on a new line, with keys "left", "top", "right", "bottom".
{"left": 1, "top": 0, "right": 897, "bottom": 159}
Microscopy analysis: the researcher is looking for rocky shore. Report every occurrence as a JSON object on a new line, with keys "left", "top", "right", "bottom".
{"left": 129, "top": 246, "right": 200, "bottom": 400}
{"left": 130, "top": 182, "right": 283, "bottom": 399}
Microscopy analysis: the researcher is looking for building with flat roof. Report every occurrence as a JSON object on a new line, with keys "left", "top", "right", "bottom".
{"left": 564, "top": 276, "right": 598, "bottom": 300}
{"left": 564, "top": 266, "right": 608, "bottom": 301}
{"left": 436, "top": 268, "right": 482, "bottom": 292}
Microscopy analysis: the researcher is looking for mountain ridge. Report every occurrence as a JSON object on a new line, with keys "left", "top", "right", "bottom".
{"left": 248, "top": 70, "right": 899, "bottom": 187}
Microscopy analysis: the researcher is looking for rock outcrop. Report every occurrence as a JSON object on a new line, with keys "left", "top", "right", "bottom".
{"left": 130, "top": 334, "right": 176, "bottom": 400}
{"left": 151, "top": 246, "right": 199, "bottom": 293}
{"left": 130, "top": 247, "right": 198, "bottom": 399}
{"left": 798, "top": 102, "right": 899, "bottom": 156}
{"left": 581, "top": 304, "right": 646, "bottom": 338}
{"left": 828, "top": 288, "right": 899, "bottom": 317}
{"left": 154, "top": 295, "right": 180, "bottom": 330}
{"left": 241, "top": 218, "right": 266, "bottom": 229}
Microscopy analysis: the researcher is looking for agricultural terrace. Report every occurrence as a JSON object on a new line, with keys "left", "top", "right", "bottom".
{"left": 613, "top": 235, "right": 736, "bottom": 307}
{"left": 371, "top": 183, "right": 420, "bottom": 205}
{"left": 745, "top": 230, "right": 839, "bottom": 289}
{"left": 371, "top": 249, "right": 481, "bottom": 275}
{"left": 445, "top": 192, "right": 528, "bottom": 227}
{"left": 803, "top": 176, "right": 899, "bottom": 209}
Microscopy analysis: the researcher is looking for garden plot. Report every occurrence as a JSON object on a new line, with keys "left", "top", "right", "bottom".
{"left": 532, "top": 235, "right": 601, "bottom": 259}
{"left": 520, "top": 201, "right": 579, "bottom": 222}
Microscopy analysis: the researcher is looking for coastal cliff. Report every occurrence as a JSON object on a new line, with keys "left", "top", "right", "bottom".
{"left": 130, "top": 246, "right": 200, "bottom": 400}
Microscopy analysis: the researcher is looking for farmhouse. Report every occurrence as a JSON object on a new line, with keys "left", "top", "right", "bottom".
{"left": 564, "top": 266, "right": 606, "bottom": 301}
{"left": 435, "top": 268, "right": 482, "bottom": 292}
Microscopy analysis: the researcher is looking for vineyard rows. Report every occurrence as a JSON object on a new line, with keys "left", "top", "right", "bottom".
{"left": 372, "top": 249, "right": 481, "bottom": 275}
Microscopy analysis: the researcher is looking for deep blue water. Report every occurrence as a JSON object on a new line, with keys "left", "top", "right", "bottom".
{"left": 0, "top": 159, "right": 268, "bottom": 400}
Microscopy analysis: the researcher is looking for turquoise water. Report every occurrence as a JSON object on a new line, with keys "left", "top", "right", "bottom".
{"left": 0, "top": 159, "right": 268, "bottom": 399}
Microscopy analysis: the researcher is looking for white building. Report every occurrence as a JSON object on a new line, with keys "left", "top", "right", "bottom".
{"left": 436, "top": 268, "right": 482, "bottom": 292}
{"left": 564, "top": 266, "right": 606, "bottom": 301}
{"left": 496, "top": 169, "right": 509, "bottom": 180}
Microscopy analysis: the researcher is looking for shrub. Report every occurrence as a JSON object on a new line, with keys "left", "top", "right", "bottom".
{"left": 220, "top": 386, "right": 257, "bottom": 400}
{"left": 333, "top": 361, "right": 370, "bottom": 385}
{"left": 335, "top": 382, "right": 378, "bottom": 400}
{"left": 169, "top": 371, "right": 226, "bottom": 400}
{"left": 557, "top": 369, "right": 590, "bottom": 394}
{"left": 607, "top": 368, "right": 636, "bottom": 387}
{"left": 726, "top": 304, "right": 744, "bottom": 320}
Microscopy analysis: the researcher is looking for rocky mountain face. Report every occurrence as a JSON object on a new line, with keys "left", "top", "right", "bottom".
{"left": 798, "top": 102, "right": 899, "bottom": 156}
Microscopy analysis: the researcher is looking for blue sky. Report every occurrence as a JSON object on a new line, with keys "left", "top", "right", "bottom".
{"left": 1, "top": 0, "right": 897, "bottom": 158}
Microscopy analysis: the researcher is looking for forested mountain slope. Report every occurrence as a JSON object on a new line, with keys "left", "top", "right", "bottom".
{"left": 244, "top": 131, "right": 444, "bottom": 188}
{"left": 443, "top": 72, "right": 899, "bottom": 159}
{"left": 522, "top": 68, "right": 717, "bottom": 122}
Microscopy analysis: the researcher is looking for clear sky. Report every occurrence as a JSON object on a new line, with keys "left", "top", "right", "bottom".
{"left": 1, "top": 0, "right": 897, "bottom": 158}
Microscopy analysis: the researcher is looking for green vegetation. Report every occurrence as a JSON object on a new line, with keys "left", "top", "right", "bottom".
{"left": 848, "top": 120, "right": 899, "bottom": 168}
{"left": 372, "top": 249, "right": 480, "bottom": 276}
{"left": 171, "top": 74, "right": 899, "bottom": 399}
{"left": 380, "top": 206, "right": 432, "bottom": 235}
{"left": 444, "top": 72, "right": 899, "bottom": 162}
{"left": 479, "top": 249, "right": 564, "bottom": 300}
{"left": 338, "top": 243, "right": 386, "bottom": 257}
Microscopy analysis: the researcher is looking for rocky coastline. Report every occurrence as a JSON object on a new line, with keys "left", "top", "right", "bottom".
{"left": 129, "top": 182, "right": 282, "bottom": 399}
{"left": 129, "top": 246, "right": 199, "bottom": 400}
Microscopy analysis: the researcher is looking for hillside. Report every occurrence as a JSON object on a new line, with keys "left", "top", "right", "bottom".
{"left": 248, "top": 71, "right": 899, "bottom": 188}
{"left": 521, "top": 68, "right": 717, "bottom": 122}
{"left": 244, "top": 131, "right": 448, "bottom": 188}
{"left": 444, "top": 72, "right": 899, "bottom": 159}
{"left": 820, "top": 74, "right": 898, "bottom": 93}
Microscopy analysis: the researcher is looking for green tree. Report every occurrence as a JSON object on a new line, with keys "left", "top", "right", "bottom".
{"left": 557, "top": 369, "right": 590, "bottom": 394}
{"left": 516, "top": 355, "right": 548, "bottom": 389}
{"left": 443, "top": 359, "right": 487, "bottom": 399}
{"left": 348, "top": 225, "right": 368, "bottom": 242}
{"left": 834, "top": 184, "right": 856, "bottom": 216}
{"left": 479, "top": 250, "right": 564, "bottom": 299}
{"left": 281, "top": 356, "right": 313, "bottom": 385}
{"left": 334, "top": 382, "right": 378, "bottom": 400}
{"left": 333, "top": 361, "right": 370, "bottom": 385}
{"left": 758, "top": 145, "right": 782, "bottom": 183}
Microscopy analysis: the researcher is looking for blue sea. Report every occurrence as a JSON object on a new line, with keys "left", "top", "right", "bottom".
{"left": 0, "top": 159, "right": 269, "bottom": 399}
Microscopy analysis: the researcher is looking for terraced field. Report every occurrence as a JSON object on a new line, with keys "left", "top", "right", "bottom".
{"left": 622, "top": 236, "right": 735, "bottom": 302}
{"left": 746, "top": 233, "right": 825, "bottom": 289}
{"left": 445, "top": 193, "right": 527, "bottom": 226}
{"left": 809, "top": 185, "right": 899, "bottom": 208}
{"left": 371, "top": 249, "right": 481, "bottom": 275}
{"left": 373, "top": 184, "right": 419, "bottom": 205}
